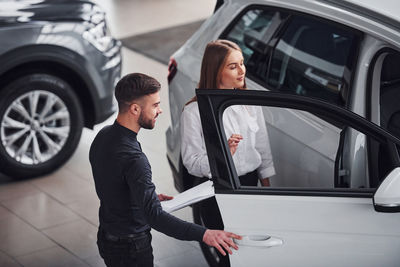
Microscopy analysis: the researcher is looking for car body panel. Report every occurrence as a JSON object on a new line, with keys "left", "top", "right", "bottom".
{"left": 218, "top": 193, "right": 400, "bottom": 267}
{"left": 0, "top": 0, "right": 102, "bottom": 25}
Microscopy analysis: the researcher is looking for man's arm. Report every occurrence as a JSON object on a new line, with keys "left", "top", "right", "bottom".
{"left": 127, "top": 157, "right": 242, "bottom": 252}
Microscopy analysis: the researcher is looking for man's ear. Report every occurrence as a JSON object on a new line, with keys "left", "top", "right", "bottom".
{"left": 129, "top": 103, "right": 141, "bottom": 116}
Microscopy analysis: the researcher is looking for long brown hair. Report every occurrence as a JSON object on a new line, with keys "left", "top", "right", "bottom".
{"left": 186, "top": 39, "right": 246, "bottom": 105}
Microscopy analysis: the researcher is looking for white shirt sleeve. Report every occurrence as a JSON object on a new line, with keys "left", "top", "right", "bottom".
{"left": 255, "top": 107, "right": 276, "bottom": 179}
{"left": 180, "top": 102, "right": 211, "bottom": 178}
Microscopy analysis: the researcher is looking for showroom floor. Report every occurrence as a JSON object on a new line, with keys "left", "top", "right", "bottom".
{"left": 0, "top": 0, "right": 216, "bottom": 266}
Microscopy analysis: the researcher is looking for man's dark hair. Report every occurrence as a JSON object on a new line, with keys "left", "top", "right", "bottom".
{"left": 115, "top": 73, "right": 161, "bottom": 113}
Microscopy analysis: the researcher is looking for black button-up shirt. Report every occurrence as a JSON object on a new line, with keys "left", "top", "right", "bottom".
{"left": 89, "top": 121, "right": 205, "bottom": 241}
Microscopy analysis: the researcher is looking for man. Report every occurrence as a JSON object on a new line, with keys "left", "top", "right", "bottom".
{"left": 89, "top": 73, "right": 241, "bottom": 267}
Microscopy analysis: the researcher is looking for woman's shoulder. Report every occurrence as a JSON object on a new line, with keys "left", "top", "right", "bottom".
{"left": 183, "top": 101, "right": 199, "bottom": 113}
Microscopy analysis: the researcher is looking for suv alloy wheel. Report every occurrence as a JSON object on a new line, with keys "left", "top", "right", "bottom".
{"left": 0, "top": 74, "right": 83, "bottom": 178}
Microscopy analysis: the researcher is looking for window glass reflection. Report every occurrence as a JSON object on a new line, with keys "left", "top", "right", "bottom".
{"left": 223, "top": 105, "right": 373, "bottom": 189}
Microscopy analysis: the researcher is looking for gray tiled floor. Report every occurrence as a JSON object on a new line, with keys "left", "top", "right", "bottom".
{"left": 0, "top": 1, "right": 215, "bottom": 266}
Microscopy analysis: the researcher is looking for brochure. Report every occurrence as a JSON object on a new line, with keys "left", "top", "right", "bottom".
{"left": 161, "top": 180, "right": 215, "bottom": 213}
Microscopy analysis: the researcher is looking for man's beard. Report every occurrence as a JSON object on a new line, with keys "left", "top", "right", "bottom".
{"left": 138, "top": 113, "right": 155, "bottom": 129}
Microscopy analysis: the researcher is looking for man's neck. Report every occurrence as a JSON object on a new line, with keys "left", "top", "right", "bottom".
{"left": 116, "top": 113, "right": 140, "bottom": 133}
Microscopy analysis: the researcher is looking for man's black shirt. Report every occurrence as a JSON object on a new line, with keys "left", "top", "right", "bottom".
{"left": 89, "top": 121, "right": 205, "bottom": 241}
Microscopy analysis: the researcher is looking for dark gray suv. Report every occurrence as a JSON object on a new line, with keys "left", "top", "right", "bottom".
{"left": 0, "top": 0, "right": 121, "bottom": 178}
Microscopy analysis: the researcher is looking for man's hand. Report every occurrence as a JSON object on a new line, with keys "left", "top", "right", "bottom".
{"left": 202, "top": 230, "right": 242, "bottom": 256}
{"left": 158, "top": 194, "right": 173, "bottom": 201}
{"left": 228, "top": 134, "right": 243, "bottom": 155}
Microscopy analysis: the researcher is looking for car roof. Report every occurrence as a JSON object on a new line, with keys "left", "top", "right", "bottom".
{"left": 227, "top": 0, "right": 400, "bottom": 25}
{"left": 319, "top": 0, "right": 400, "bottom": 32}
{"left": 221, "top": 0, "right": 400, "bottom": 46}
{"left": 339, "top": 0, "right": 399, "bottom": 23}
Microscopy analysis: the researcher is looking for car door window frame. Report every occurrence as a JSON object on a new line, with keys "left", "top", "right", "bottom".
{"left": 196, "top": 89, "right": 400, "bottom": 198}
{"left": 366, "top": 47, "right": 400, "bottom": 187}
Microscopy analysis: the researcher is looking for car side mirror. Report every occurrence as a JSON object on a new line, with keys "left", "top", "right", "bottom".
{"left": 374, "top": 167, "right": 400, "bottom": 212}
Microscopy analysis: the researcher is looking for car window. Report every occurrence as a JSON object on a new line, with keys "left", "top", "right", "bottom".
{"left": 267, "top": 16, "right": 358, "bottom": 107}
{"left": 371, "top": 51, "right": 400, "bottom": 182}
{"left": 380, "top": 52, "right": 400, "bottom": 139}
{"left": 222, "top": 7, "right": 360, "bottom": 107}
{"left": 224, "top": 8, "right": 287, "bottom": 63}
{"left": 222, "top": 104, "right": 393, "bottom": 190}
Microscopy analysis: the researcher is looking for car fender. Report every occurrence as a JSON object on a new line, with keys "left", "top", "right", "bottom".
{"left": 0, "top": 44, "right": 104, "bottom": 123}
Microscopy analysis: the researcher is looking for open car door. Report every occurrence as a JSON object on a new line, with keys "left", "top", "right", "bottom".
{"left": 197, "top": 89, "right": 400, "bottom": 267}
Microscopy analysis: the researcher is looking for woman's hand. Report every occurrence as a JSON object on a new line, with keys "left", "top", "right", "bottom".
{"left": 158, "top": 194, "right": 173, "bottom": 201}
{"left": 228, "top": 134, "right": 243, "bottom": 155}
{"left": 260, "top": 177, "right": 270, "bottom": 187}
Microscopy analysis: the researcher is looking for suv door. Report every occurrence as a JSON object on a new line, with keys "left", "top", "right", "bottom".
{"left": 196, "top": 89, "right": 400, "bottom": 267}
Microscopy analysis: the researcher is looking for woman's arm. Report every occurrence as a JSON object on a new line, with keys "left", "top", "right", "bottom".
{"left": 180, "top": 104, "right": 211, "bottom": 178}
{"left": 255, "top": 107, "right": 276, "bottom": 181}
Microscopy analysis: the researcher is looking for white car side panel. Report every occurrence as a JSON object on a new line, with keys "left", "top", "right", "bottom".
{"left": 216, "top": 193, "right": 400, "bottom": 267}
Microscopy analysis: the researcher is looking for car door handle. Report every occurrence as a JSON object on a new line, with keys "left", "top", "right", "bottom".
{"left": 234, "top": 235, "right": 283, "bottom": 247}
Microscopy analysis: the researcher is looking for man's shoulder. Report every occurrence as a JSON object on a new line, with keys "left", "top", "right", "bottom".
{"left": 93, "top": 124, "right": 115, "bottom": 141}
{"left": 117, "top": 139, "right": 146, "bottom": 160}
{"left": 124, "top": 150, "right": 152, "bottom": 179}
{"left": 90, "top": 125, "right": 112, "bottom": 150}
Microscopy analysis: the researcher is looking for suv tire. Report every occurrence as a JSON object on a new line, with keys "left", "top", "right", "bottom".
{"left": 0, "top": 74, "right": 83, "bottom": 178}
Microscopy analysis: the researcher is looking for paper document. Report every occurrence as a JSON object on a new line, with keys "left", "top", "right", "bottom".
{"left": 161, "top": 180, "right": 214, "bottom": 213}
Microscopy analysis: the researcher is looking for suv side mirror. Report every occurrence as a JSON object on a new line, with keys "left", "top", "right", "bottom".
{"left": 374, "top": 167, "right": 400, "bottom": 212}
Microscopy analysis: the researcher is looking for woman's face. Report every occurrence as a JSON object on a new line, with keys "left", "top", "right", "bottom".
{"left": 218, "top": 49, "right": 246, "bottom": 89}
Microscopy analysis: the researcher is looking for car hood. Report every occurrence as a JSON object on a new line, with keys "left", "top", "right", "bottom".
{"left": 0, "top": 0, "right": 104, "bottom": 25}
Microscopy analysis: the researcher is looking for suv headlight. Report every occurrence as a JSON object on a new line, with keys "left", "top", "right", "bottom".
{"left": 83, "top": 20, "right": 113, "bottom": 52}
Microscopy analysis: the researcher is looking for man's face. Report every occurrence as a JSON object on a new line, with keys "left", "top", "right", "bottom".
{"left": 138, "top": 92, "right": 162, "bottom": 129}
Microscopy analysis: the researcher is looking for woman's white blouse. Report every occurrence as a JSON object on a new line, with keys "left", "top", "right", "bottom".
{"left": 181, "top": 101, "right": 275, "bottom": 179}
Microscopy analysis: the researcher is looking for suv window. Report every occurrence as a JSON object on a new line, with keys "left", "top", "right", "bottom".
{"left": 268, "top": 16, "right": 358, "bottom": 106}
{"left": 223, "top": 7, "right": 360, "bottom": 107}
{"left": 380, "top": 52, "right": 400, "bottom": 139}
{"left": 224, "top": 9, "right": 287, "bottom": 63}
{"left": 375, "top": 51, "right": 400, "bottom": 181}
{"left": 221, "top": 105, "right": 381, "bottom": 191}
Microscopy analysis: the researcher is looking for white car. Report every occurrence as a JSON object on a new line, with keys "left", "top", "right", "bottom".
{"left": 165, "top": 0, "right": 400, "bottom": 266}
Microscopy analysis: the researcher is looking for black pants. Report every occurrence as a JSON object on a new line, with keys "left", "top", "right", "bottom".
{"left": 199, "top": 170, "right": 258, "bottom": 228}
{"left": 199, "top": 196, "right": 230, "bottom": 266}
{"left": 97, "top": 228, "right": 153, "bottom": 267}
{"left": 197, "top": 170, "right": 257, "bottom": 266}
{"left": 238, "top": 170, "right": 258, "bottom": 186}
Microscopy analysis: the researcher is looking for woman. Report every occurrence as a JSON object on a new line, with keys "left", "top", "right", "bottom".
{"left": 180, "top": 39, "right": 275, "bottom": 266}
{"left": 181, "top": 39, "right": 275, "bottom": 186}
